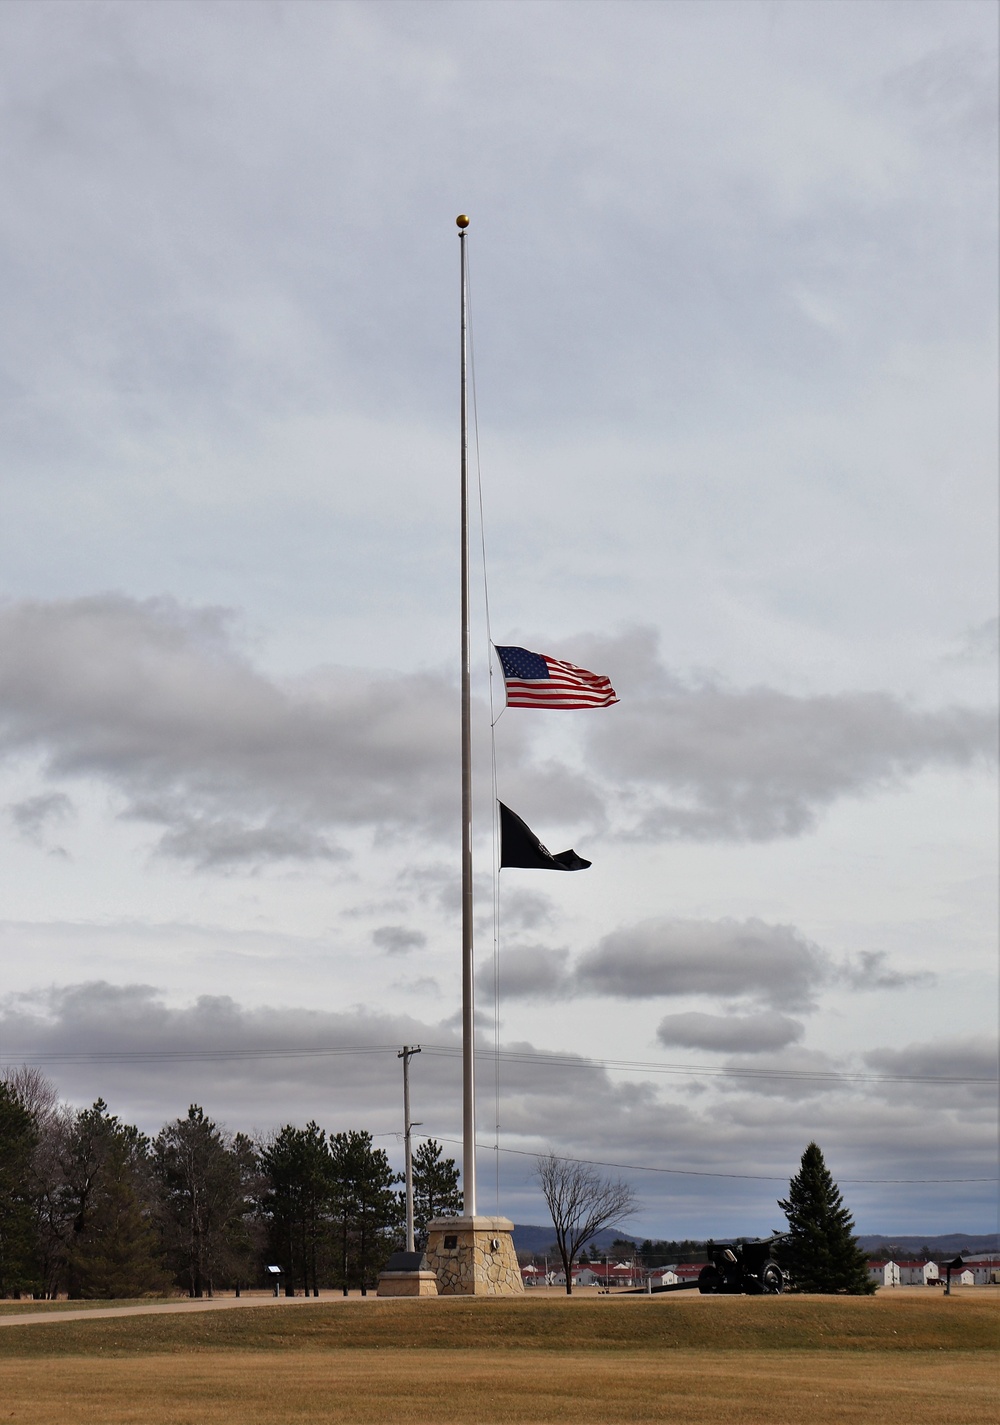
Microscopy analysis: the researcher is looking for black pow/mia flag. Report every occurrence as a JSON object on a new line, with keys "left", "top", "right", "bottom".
{"left": 498, "top": 802, "right": 591, "bottom": 872}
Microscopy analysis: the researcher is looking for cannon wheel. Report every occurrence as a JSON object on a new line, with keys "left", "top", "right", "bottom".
{"left": 759, "top": 1260, "right": 784, "bottom": 1294}
{"left": 697, "top": 1265, "right": 722, "bottom": 1294}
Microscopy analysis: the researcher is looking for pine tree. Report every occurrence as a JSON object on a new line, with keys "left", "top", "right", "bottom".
{"left": 67, "top": 1147, "right": 165, "bottom": 1298}
{"left": 62, "top": 1100, "right": 166, "bottom": 1299}
{"left": 0, "top": 1081, "right": 40, "bottom": 1296}
{"left": 259, "top": 1122, "right": 334, "bottom": 1296}
{"left": 411, "top": 1138, "right": 462, "bottom": 1244}
{"left": 778, "top": 1142, "right": 875, "bottom": 1294}
{"left": 154, "top": 1106, "right": 257, "bottom": 1297}
{"left": 329, "top": 1130, "right": 401, "bottom": 1295}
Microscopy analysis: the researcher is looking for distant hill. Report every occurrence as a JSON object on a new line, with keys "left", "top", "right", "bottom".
{"left": 513, "top": 1225, "right": 999, "bottom": 1257}
{"left": 856, "top": 1233, "right": 999, "bottom": 1257}
{"left": 512, "top": 1224, "right": 641, "bottom": 1254}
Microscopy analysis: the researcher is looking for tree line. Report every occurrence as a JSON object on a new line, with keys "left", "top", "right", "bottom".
{"left": 0, "top": 1069, "right": 461, "bottom": 1300}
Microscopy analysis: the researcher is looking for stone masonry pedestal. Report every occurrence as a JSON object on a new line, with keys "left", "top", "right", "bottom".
{"left": 376, "top": 1268, "right": 439, "bottom": 1297}
{"left": 376, "top": 1249, "right": 439, "bottom": 1297}
{"left": 423, "top": 1215, "right": 524, "bottom": 1296}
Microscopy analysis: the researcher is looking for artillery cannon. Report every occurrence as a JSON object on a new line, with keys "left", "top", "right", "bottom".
{"left": 627, "top": 1234, "right": 788, "bottom": 1296}
{"left": 696, "top": 1235, "right": 786, "bottom": 1295}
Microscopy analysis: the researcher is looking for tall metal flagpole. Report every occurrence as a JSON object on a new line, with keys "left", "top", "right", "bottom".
{"left": 457, "top": 212, "right": 476, "bottom": 1218}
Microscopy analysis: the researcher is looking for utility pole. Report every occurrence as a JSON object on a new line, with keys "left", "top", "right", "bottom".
{"left": 399, "top": 1045, "right": 422, "bottom": 1252}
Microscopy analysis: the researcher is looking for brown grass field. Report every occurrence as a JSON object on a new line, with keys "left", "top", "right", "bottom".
{"left": 0, "top": 1290, "right": 995, "bottom": 1424}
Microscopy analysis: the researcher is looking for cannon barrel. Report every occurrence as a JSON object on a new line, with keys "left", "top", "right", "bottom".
{"left": 623, "top": 1279, "right": 702, "bottom": 1294}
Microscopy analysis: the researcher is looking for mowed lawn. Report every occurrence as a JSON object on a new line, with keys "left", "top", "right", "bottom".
{"left": 0, "top": 1291, "right": 994, "bottom": 1424}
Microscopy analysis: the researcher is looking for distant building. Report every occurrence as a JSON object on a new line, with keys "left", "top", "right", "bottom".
{"left": 574, "top": 1262, "right": 640, "bottom": 1288}
{"left": 896, "top": 1260, "right": 939, "bottom": 1286}
{"left": 672, "top": 1263, "right": 706, "bottom": 1284}
{"left": 868, "top": 1261, "right": 901, "bottom": 1287}
{"left": 648, "top": 1267, "right": 679, "bottom": 1286}
{"left": 869, "top": 1256, "right": 995, "bottom": 1288}
{"left": 962, "top": 1257, "right": 1000, "bottom": 1285}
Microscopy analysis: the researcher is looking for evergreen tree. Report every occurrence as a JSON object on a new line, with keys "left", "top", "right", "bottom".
{"left": 259, "top": 1122, "right": 333, "bottom": 1296}
{"left": 67, "top": 1148, "right": 165, "bottom": 1298}
{"left": 0, "top": 1081, "right": 40, "bottom": 1296}
{"left": 154, "top": 1106, "right": 257, "bottom": 1297}
{"left": 778, "top": 1142, "right": 875, "bottom": 1294}
{"left": 62, "top": 1100, "right": 165, "bottom": 1298}
{"left": 411, "top": 1138, "right": 462, "bottom": 1244}
{"left": 223, "top": 1133, "right": 263, "bottom": 1289}
{"left": 329, "top": 1130, "right": 401, "bottom": 1295}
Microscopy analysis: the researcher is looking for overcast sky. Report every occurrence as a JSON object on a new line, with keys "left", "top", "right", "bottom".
{"left": 0, "top": 0, "right": 996, "bottom": 1241}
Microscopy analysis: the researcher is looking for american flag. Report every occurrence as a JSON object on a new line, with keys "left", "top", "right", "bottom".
{"left": 495, "top": 645, "right": 618, "bottom": 709}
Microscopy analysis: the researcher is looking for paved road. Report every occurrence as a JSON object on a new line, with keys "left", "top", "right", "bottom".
{"left": 0, "top": 1295, "right": 367, "bottom": 1328}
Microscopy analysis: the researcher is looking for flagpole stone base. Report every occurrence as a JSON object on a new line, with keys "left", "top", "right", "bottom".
{"left": 376, "top": 1249, "right": 439, "bottom": 1297}
{"left": 376, "top": 1269, "right": 439, "bottom": 1297}
{"left": 423, "top": 1216, "right": 524, "bottom": 1296}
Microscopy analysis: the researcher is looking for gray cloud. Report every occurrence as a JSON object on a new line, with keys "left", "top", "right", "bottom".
{"left": 486, "top": 760, "right": 607, "bottom": 837}
{"left": 399, "top": 865, "right": 493, "bottom": 916}
{"left": 0, "top": 600, "right": 992, "bottom": 871}
{"left": 0, "top": 980, "right": 452, "bottom": 1130}
{"left": 372, "top": 925, "right": 427, "bottom": 956}
{"left": 576, "top": 917, "right": 830, "bottom": 1011}
{"left": 716, "top": 1048, "right": 858, "bottom": 1102}
{"left": 0, "top": 980, "right": 690, "bottom": 1165}
{"left": 837, "top": 950, "right": 933, "bottom": 992}
{"left": 864, "top": 1036, "right": 998, "bottom": 1104}
{"left": 390, "top": 976, "right": 439, "bottom": 998}
{"left": 581, "top": 629, "right": 996, "bottom": 841}
{"left": 494, "top": 916, "right": 928, "bottom": 1012}
{"left": 499, "top": 891, "right": 555, "bottom": 933}
{"left": 8, "top": 790, "right": 73, "bottom": 841}
{"left": 657, "top": 1010, "right": 804, "bottom": 1055}
{"left": 946, "top": 617, "right": 999, "bottom": 665}
{"left": 1, "top": 0, "right": 989, "bottom": 459}
{"left": 2, "top": 982, "right": 995, "bottom": 1236}
{"left": 482, "top": 945, "right": 569, "bottom": 1001}
{"left": 0, "top": 595, "right": 465, "bottom": 864}
{"left": 146, "top": 812, "right": 342, "bottom": 870}
{"left": 714, "top": 1036, "right": 998, "bottom": 1110}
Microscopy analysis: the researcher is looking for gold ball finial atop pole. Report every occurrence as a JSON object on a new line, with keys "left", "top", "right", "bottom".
{"left": 456, "top": 214, "right": 470, "bottom": 229}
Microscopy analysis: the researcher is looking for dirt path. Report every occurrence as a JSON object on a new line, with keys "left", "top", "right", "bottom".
{"left": 0, "top": 1295, "right": 367, "bottom": 1327}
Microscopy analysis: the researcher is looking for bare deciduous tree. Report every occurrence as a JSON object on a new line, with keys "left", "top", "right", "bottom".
{"left": 1, "top": 1067, "right": 71, "bottom": 1298}
{"left": 1, "top": 1066, "right": 58, "bottom": 1122}
{"left": 535, "top": 1152, "right": 636, "bottom": 1295}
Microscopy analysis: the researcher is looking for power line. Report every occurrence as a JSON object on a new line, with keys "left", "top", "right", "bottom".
{"left": 4, "top": 1048, "right": 991, "bottom": 1185}
{"left": 1, "top": 1041, "right": 993, "bottom": 1086}
{"left": 419, "top": 1134, "right": 1000, "bottom": 1186}
{"left": 420, "top": 1045, "right": 995, "bottom": 1088}
{"left": 0, "top": 1046, "right": 399, "bottom": 1064}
